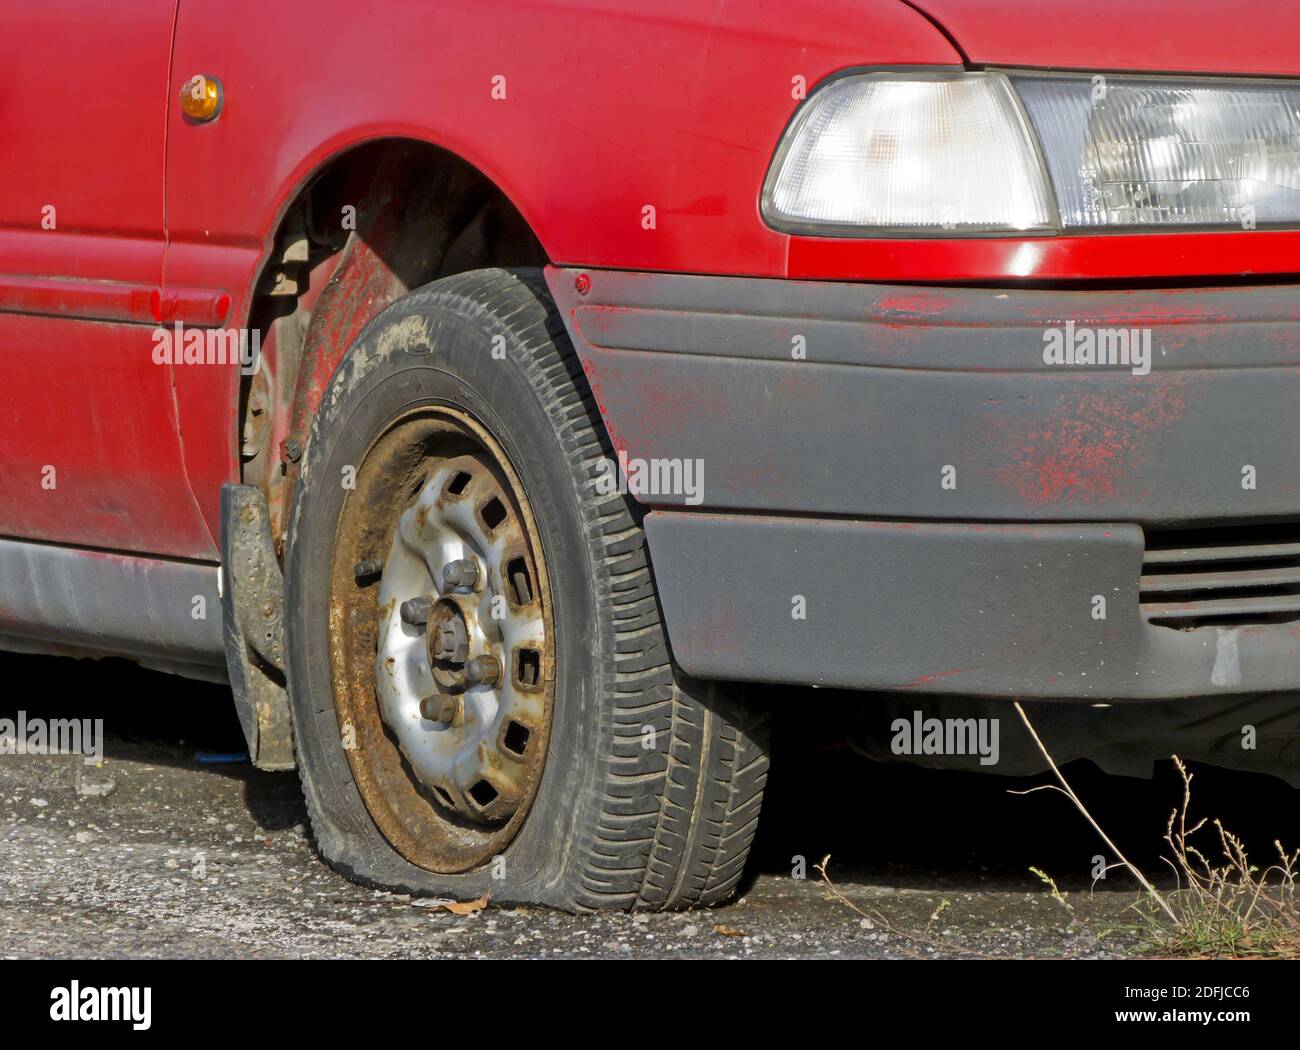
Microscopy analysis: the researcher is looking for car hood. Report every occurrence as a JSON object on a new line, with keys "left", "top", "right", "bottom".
{"left": 903, "top": 0, "right": 1300, "bottom": 77}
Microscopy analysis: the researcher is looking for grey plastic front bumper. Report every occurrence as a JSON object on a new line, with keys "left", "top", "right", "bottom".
{"left": 547, "top": 267, "right": 1300, "bottom": 700}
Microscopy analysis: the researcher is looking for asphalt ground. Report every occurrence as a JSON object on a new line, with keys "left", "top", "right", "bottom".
{"left": 2, "top": 651, "right": 1297, "bottom": 959}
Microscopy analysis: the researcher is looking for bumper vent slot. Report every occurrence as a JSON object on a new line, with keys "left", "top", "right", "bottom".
{"left": 1141, "top": 523, "right": 1300, "bottom": 629}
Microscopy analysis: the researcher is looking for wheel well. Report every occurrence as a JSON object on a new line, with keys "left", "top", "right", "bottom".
{"left": 238, "top": 138, "right": 549, "bottom": 550}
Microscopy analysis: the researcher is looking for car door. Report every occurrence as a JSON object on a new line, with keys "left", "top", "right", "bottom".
{"left": 0, "top": 0, "right": 216, "bottom": 559}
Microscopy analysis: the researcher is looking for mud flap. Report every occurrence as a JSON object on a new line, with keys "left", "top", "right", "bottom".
{"left": 220, "top": 483, "right": 295, "bottom": 770}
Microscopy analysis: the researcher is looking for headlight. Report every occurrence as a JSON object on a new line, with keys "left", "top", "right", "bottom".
{"left": 1014, "top": 75, "right": 1300, "bottom": 229}
{"left": 762, "top": 72, "right": 1055, "bottom": 234}
{"left": 763, "top": 70, "right": 1300, "bottom": 235}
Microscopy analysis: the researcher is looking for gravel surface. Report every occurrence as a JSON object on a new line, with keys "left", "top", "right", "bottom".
{"left": 2, "top": 652, "right": 1296, "bottom": 959}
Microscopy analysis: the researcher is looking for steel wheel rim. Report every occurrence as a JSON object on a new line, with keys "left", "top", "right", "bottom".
{"left": 328, "top": 405, "right": 554, "bottom": 873}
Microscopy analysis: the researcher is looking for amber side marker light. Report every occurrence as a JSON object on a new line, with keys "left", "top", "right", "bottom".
{"left": 180, "top": 74, "right": 222, "bottom": 123}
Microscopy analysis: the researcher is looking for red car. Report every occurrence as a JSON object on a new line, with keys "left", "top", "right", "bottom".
{"left": 3, "top": 0, "right": 1299, "bottom": 909}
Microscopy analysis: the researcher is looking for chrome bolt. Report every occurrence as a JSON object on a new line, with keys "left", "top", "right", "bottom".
{"left": 399, "top": 595, "right": 434, "bottom": 626}
{"left": 464, "top": 654, "right": 502, "bottom": 687}
{"left": 441, "top": 558, "right": 479, "bottom": 590}
{"left": 354, "top": 558, "right": 382, "bottom": 582}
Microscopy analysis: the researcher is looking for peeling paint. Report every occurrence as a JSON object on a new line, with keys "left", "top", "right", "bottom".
{"left": 1211, "top": 628, "right": 1243, "bottom": 688}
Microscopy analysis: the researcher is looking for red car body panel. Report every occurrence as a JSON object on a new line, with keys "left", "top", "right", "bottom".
{"left": 907, "top": 0, "right": 1300, "bottom": 77}
{"left": 1, "top": 0, "right": 1299, "bottom": 562}
{"left": 0, "top": 1, "right": 217, "bottom": 559}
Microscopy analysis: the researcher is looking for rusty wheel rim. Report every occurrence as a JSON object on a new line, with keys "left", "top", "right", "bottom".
{"left": 328, "top": 406, "right": 554, "bottom": 873}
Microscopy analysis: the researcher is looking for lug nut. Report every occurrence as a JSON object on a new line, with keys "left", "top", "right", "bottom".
{"left": 419, "top": 694, "right": 459, "bottom": 723}
{"left": 354, "top": 558, "right": 382, "bottom": 582}
{"left": 399, "top": 595, "right": 434, "bottom": 626}
{"left": 430, "top": 613, "right": 469, "bottom": 663}
{"left": 464, "top": 654, "right": 502, "bottom": 687}
{"left": 442, "top": 559, "right": 479, "bottom": 590}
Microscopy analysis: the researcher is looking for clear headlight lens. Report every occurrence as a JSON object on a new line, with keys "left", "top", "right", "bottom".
{"left": 763, "top": 70, "right": 1300, "bottom": 235}
{"left": 1014, "top": 75, "right": 1300, "bottom": 228}
{"left": 762, "top": 72, "right": 1055, "bottom": 233}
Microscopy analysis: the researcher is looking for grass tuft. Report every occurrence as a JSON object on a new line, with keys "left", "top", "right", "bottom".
{"left": 1133, "top": 757, "right": 1299, "bottom": 957}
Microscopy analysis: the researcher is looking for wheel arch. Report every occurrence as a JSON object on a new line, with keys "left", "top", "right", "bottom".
{"left": 234, "top": 136, "right": 550, "bottom": 552}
